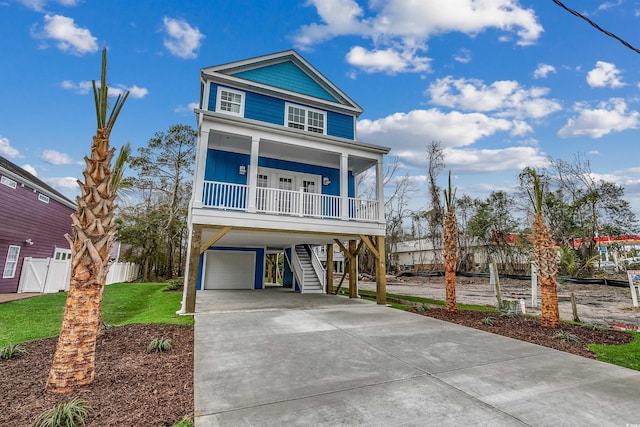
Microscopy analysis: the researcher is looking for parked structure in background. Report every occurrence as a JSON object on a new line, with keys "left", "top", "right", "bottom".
{"left": 0, "top": 155, "right": 75, "bottom": 293}
{"left": 180, "top": 50, "right": 390, "bottom": 313}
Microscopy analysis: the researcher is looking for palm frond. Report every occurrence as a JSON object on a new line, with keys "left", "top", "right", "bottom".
{"left": 442, "top": 170, "right": 456, "bottom": 210}
{"left": 92, "top": 47, "right": 129, "bottom": 132}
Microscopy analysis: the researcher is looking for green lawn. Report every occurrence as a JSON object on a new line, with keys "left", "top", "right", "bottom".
{"left": 0, "top": 283, "right": 192, "bottom": 346}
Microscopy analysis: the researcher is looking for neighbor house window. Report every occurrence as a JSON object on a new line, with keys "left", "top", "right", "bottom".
{"left": 3, "top": 245, "right": 20, "bottom": 279}
{"left": 1, "top": 176, "right": 16, "bottom": 189}
{"left": 216, "top": 87, "right": 245, "bottom": 116}
{"left": 285, "top": 103, "right": 326, "bottom": 134}
{"left": 38, "top": 193, "right": 49, "bottom": 203}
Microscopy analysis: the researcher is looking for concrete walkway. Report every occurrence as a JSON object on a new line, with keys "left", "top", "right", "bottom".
{"left": 194, "top": 288, "right": 640, "bottom": 426}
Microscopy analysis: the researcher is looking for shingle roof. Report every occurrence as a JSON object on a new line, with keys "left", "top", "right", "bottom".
{"left": 0, "top": 155, "right": 76, "bottom": 206}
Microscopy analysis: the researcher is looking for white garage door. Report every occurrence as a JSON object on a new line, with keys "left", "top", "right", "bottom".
{"left": 203, "top": 250, "right": 255, "bottom": 290}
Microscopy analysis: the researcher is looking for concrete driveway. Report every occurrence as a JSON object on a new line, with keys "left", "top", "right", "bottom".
{"left": 194, "top": 288, "right": 640, "bottom": 426}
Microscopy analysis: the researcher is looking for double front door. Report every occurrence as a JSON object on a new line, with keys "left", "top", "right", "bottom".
{"left": 255, "top": 169, "right": 319, "bottom": 215}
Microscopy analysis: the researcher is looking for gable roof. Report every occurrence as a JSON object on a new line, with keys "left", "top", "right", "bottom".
{"left": 0, "top": 155, "right": 76, "bottom": 209}
{"left": 201, "top": 50, "right": 363, "bottom": 115}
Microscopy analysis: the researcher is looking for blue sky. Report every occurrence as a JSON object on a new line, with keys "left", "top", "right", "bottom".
{"left": 2, "top": 0, "right": 640, "bottom": 217}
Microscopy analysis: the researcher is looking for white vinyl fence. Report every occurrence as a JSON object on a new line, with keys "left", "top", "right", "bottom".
{"left": 105, "top": 262, "right": 140, "bottom": 285}
{"left": 18, "top": 258, "right": 139, "bottom": 293}
{"left": 18, "top": 257, "right": 71, "bottom": 293}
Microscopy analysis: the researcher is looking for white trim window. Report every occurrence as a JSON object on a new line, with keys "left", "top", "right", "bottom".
{"left": 285, "top": 103, "right": 326, "bottom": 134}
{"left": 216, "top": 87, "right": 245, "bottom": 116}
{"left": 3, "top": 245, "right": 20, "bottom": 279}
{"left": 38, "top": 193, "right": 50, "bottom": 203}
{"left": 1, "top": 175, "right": 17, "bottom": 189}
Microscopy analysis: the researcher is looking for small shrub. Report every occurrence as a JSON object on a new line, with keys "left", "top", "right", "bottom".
{"left": 172, "top": 418, "right": 193, "bottom": 427}
{"left": 165, "top": 280, "right": 182, "bottom": 291}
{"left": 32, "top": 398, "right": 94, "bottom": 427}
{"left": 0, "top": 343, "right": 28, "bottom": 360}
{"left": 553, "top": 330, "right": 580, "bottom": 342}
{"left": 499, "top": 309, "right": 518, "bottom": 318}
{"left": 582, "top": 322, "right": 609, "bottom": 331}
{"left": 416, "top": 303, "right": 430, "bottom": 312}
{"left": 147, "top": 337, "right": 174, "bottom": 353}
{"left": 480, "top": 317, "right": 494, "bottom": 326}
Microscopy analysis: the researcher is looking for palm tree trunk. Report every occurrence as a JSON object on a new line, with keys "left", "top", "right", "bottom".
{"left": 443, "top": 209, "right": 458, "bottom": 313}
{"left": 46, "top": 129, "right": 116, "bottom": 392}
{"left": 533, "top": 212, "right": 560, "bottom": 328}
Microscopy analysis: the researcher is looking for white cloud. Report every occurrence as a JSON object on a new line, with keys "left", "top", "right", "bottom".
{"left": 295, "top": 0, "right": 543, "bottom": 73}
{"left": 62, "top": 80, "right": 148, "bottom": 99}
{"left": 589, "top": 150, "right": 601, "bottom": 155}
{"left": 174, "top": 102, "right": 199, "bottom": 114}
{"left": 32, "top": 14, "right": 98, "bottom": 55}
{"left": 40, "top": 149, "right": 82, "bottom": 165}
{"left": 443, "top": 146, "right": 549, "bottom": 173}
{"left": 0, "top": 136, "right": 22, "bottom": 158}
{"left": 453, "top": 48, "right": 471, "bottom": 64}
{"left": 586, "top": 61, "right": 625, "bottom": 88}
{"left": 61, "top": 80, "right": 92, "bottom": 94}
{"left": 21, "top": 164, "right": 37, "bottom": 176}
{"left": 162, "top": 17, "right": 205, "bottom": 59}
{"left": 426, "top": 76, "right": 562, "bottom": 119}
{"left": 44, "top": 176, "right": 78, "bottom": 190}
{"left": 345, "top": 46, "right": 430, "bottom": 74}
{"left": 17, "top": 0, "right": 78, "bottom": 12}
{"left": 599, "top": 1, "right": 623, "bottom": 11}
{"left": 558, "top": 98, "right": 639, "bottom": 138}
{"left": 533, "top": 63, "right": 556, "bottom": 79}
{"left": 358, "top": 108, "right": 515, "bottom": 151}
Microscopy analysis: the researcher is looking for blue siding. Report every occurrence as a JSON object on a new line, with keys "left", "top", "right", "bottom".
{"left": 205, "top": 150, "right": 249, "bottom": 184}
{"left": 205, "top": 149, "right": 355, "bottom": 197}
{"left": 208, "top": 84, "right": 355, "bottom": 140}
{"left": 197, "top": 247, "right": 265, "bottom": 290}
{"left": 233, "top": 62, "right": 339, "bottom": 102}
{"left": 205, "top": 149, "right": 354, "bottom": 197}
{"left": 327, "top": 111, "right": 354, "bottom": 140}
{"left": 283, "top": 248, "right": 293, "bottom": 288}
{"left": 245, "top": 91, "right": 284, "bottom": 125}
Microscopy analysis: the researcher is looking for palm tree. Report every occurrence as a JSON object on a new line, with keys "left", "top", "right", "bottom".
{"left": 442, "top": 171, "right": 458, "bottom": 313}
{"left": 526, "top": 168, "right": 560, "bottom": 328}
{"left": 46, "top": 48, "right": 129, "bottom": 393}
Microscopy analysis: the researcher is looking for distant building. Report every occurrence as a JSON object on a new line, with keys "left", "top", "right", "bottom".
{"left": 0, "top": 156, "right": 75, "bottom": 293}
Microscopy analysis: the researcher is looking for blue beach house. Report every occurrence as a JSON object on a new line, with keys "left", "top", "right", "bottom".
{"left": 180, "top": 50, "right": 390, "bottom": 313}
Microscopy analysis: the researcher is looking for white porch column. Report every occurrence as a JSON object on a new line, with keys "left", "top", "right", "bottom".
{"left": 247, "top": 137, "right": 260, "bottom": 213}
{"left": 340, "top": 153, "right": 349, "bottom": 220}
{"left": 192, "top": 128, "right": 210, "bottom": 209}
{"left": 376, "top": 159, "right": 384, "bottom": 223}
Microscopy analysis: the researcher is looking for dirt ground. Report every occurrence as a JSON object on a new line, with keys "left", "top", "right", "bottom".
{"left": 358, "top": 275, "right": 640, "bottom": 328}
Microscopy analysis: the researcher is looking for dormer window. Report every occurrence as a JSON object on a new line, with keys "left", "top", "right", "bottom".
{"left": 216, "top": 87, "right": 245, "bottom": 116}
{"left": 285, "top": 103, "right": 326, "bottom": 134}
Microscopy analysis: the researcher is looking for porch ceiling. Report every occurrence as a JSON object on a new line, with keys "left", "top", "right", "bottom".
{"left": 200, "top": 227, "right": 358, "bottom": 250}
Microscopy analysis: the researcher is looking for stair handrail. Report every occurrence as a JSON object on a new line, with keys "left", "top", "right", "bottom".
{"left": 308, "top": 245, "right": 326, "bottom": 290}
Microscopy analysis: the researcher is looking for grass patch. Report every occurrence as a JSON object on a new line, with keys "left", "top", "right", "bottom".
{"left": 355, "top": 289, "right": 497, "bottom": 312}
{"left": 590, "top": 332, "right": 640, "bottom": 371}
{"left": 32, "top": 397, "right": 94, "bottom": 427}
{"left": 0, "top": 283, "right": 192, "bottom": 346}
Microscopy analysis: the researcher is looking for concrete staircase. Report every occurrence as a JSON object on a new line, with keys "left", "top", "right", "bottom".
{"left": 294, "top": 245, "right": 323, "bottom": 293}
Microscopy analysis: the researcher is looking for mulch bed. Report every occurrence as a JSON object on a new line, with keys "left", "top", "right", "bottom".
{"left": 408, "top": 307, "right": 635, "bottom": 359}
{"left": 0, "top": 324, "right": 193, "bottom": 427}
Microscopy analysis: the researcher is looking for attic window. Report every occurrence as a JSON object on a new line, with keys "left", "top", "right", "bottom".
{"left": 285, "top": 103, "right": 325, "bottom": 134}
{"left": 38, "top": 193, "right": 50, "bottom": 203}
{"left": 216, "top": 87, "right": 245, "bottom": 116}
{"left": 1, "top": 176, "right": 16, "bottom": 189}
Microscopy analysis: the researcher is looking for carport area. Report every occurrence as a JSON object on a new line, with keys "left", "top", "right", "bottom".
{"left": 194, "top": 288, "right": 640, "bottom": 426}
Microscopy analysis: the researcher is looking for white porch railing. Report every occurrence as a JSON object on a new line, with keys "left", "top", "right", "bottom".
{"left": 202, "top": 180, "right": 378, "bottom": 222}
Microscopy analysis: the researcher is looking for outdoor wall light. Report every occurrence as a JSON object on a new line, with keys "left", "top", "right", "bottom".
{"left": 323, "top": 177, "right": 331, "bottom": 185}
{"left": 25, "top": 239, "right": 34, "bottom": 246}
{"left": 239, "top": 165, "right": 247, "bottom": 175}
